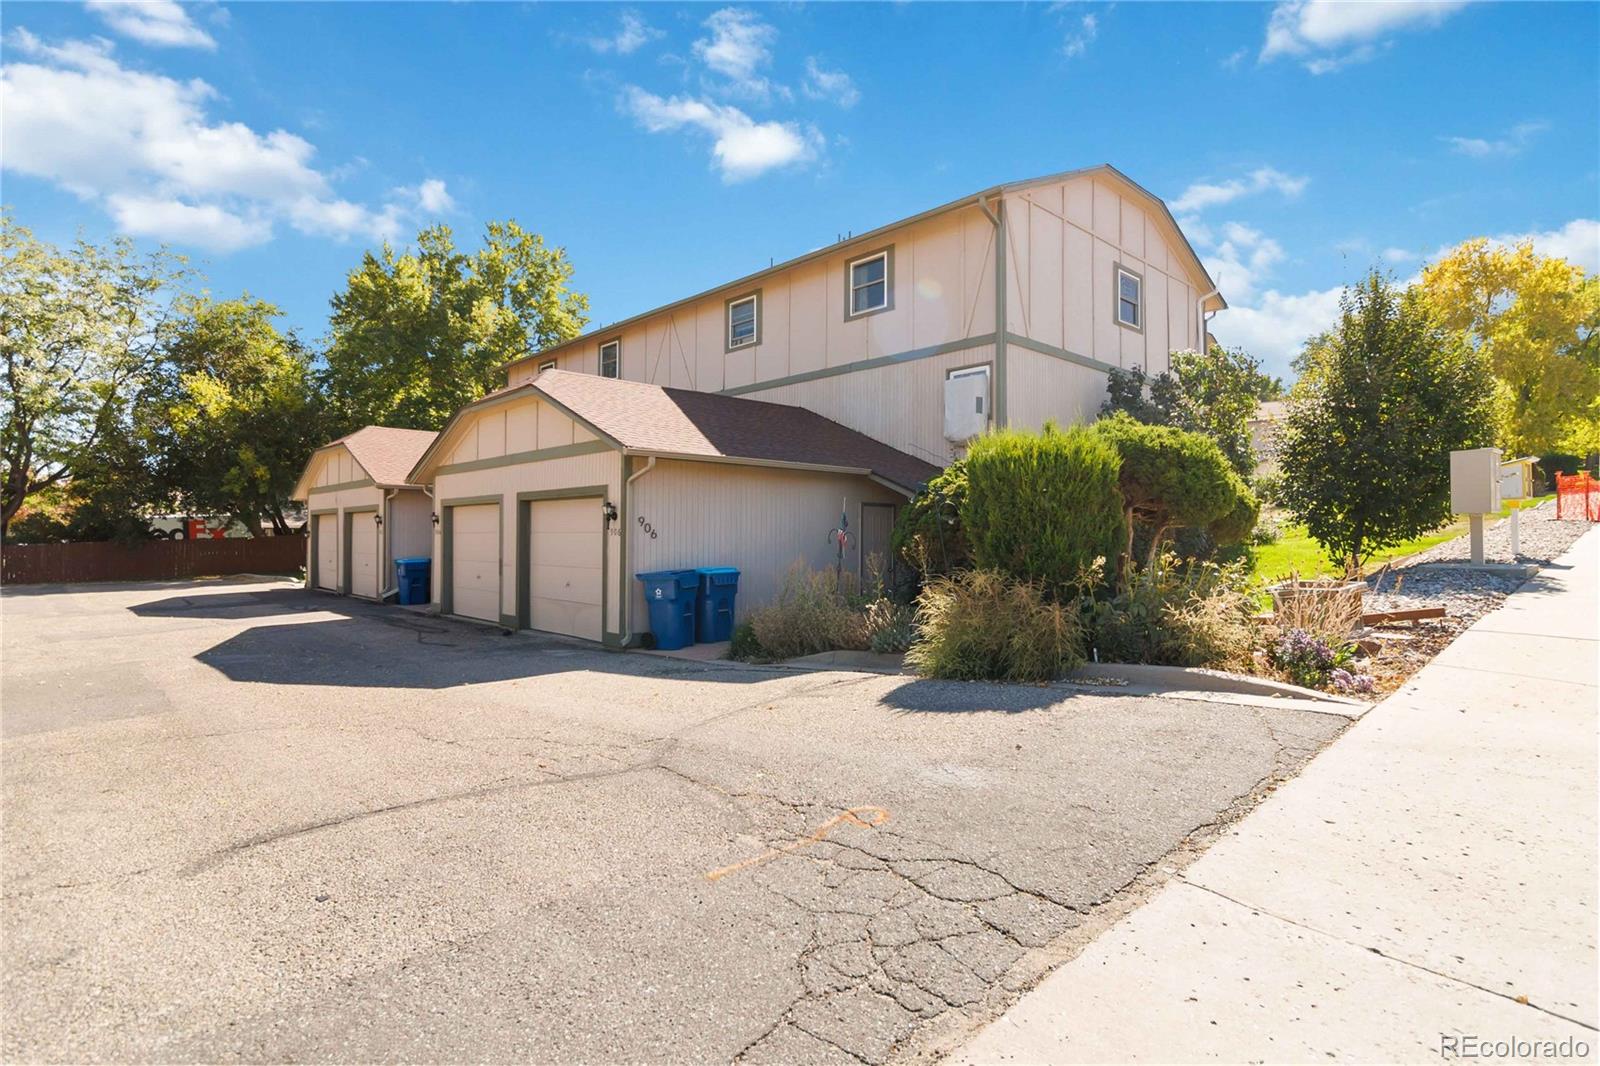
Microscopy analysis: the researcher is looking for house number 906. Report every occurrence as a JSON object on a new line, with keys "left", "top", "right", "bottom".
{"left": 637, "top": 515, "right": 658, "bottom": 539}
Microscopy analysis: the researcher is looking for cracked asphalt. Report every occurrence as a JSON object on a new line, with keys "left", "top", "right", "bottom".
{"left": 2, "top": 577, "right": 1347, "bottom": 1064}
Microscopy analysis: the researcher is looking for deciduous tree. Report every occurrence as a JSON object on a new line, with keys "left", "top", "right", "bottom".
{"left": 1279, "top": 272, "right": 1493, "bottom": 572}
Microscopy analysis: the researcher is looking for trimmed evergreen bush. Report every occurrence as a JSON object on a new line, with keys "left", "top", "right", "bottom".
{"left": 891, "top": 460, "right": 971, "bottom": 578}
{"left": 961, "top": 424, "right": 1125, "bottom": 596}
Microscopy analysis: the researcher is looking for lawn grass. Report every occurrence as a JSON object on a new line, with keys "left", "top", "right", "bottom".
{"left": 1249, "top": 494, "right": 1554, "bottom": 584}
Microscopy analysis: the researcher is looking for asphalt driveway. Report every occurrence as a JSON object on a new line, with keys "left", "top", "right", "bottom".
{"left": 2, "top": 578, "right": 1347, "bottom": 1063}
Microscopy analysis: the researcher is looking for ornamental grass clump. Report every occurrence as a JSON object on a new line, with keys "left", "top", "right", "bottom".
{"left": 905, "top": 569, "right": 1085, "bottom": 682}
{"left": 1088, "top": 558, "right": 1258, "bottom": 670}
{"left": 744, "top": 563, "right": 868, "bottom": 661}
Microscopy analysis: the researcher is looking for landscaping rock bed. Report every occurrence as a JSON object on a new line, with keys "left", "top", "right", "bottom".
{"left": 1354, "top": 503, "right": 1591, "bottom": 692}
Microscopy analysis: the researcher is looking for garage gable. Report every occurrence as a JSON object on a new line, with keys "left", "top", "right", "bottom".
{"left": 412, "top": 391, "right": 614, "bottom": 482}
{"left": 296, "top": 445, "right": 369, "bottom": 499}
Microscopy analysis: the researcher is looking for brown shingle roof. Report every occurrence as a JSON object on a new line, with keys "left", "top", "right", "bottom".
{"left": 533, "top": 370, "right": 939, "bottom": 493}
{"left": 334, "top": 425, "right": 438, "bottom": 487}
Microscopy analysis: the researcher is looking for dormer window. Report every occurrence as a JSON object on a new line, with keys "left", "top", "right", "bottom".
{"left": 1116, "top": 265, "right": 1143, "bottom": 331}
{"left": 599, "top": 338, "right": 620, "bottom": 378}
{"left": 539, "top": 360, "right": 557, "bottom": 373}
{"left": 726, "top": 292, "right": 760, "bottom": 350}
{"left": 847, "top": 248, "right": 893, "bottom": 318}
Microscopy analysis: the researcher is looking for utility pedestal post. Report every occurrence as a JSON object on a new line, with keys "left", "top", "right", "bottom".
{"left": 1451, "top": 447, "right": 1502, "bottom": 568}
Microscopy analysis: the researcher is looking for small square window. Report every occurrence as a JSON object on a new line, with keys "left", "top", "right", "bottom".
{"left": 849, "top": 251, "right": 889, "bottom": 316}
{"left": 727, "top": 294, "right": 759, "bottom": 349}
{"left": 599, "top": 339, "right": 620, "bottom": 379}
{"left": 1116, "top": 268, "right": 1142, "bottom": 330}
{"left": 538, "top": 360, "right": 557, "bottom": 373}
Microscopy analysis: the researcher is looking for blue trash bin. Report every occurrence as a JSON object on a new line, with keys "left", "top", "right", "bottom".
{"left": 636, "top": 569, "right": 701, "bottom": 650}
{"left": 394, "top": 556, "right": 431, "bottom": 606}
{"left": 694, "top": 567, "right": 740, "bottom": 643}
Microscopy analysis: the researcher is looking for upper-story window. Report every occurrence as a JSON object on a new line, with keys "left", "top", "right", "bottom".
{"left": 599, "top": 338, "right": 620, "bottom": 378}
{"left": 846, "top": 248, "right": 893, "bottom": 318}
{"left": 1116, "top": 265, "right": 1143, "bottom": 331}
{"left": 727, "top": 292, "right": 760, "bottom": 350}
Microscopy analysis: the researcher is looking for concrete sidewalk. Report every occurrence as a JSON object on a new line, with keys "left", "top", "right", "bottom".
{"left": 955, "top": 528, "right": 1599, "bottom": 1064}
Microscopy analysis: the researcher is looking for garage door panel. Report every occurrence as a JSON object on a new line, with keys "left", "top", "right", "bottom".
{"left": 315, "top": 514, "right": 337, "bottom": 590}
{"left": 526, "top": 498, "right": 602, "bottom": 642}
{"left": 450, "top": 503, "right": 501, "bottom": 622}
{"left": 348, "top": 512, "right": 379, "bottom": 599}
{"left": 529, "top": 563, "right": 602, "bottom": 606}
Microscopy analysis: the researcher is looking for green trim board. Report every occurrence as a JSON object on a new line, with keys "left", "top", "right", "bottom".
{"left": 719, "top": 333, "right": 998, "bottom": 397}
{"left": 1005, "top": 333, "right": 1118, "bottom": 375}
{"left": 307, "top": 477, "right": 375, "bottom": 495}
{"left": 340, "top": 504, "right": 378, "bottom": 597}
{"left": 993, "top": 198, "right": 1008, "bottom": 427}
{"left": 438, "top": 495, "right": 504, "bottom": 620}
{"left": 514, "top": 484, "right": 610, "bottom": 640}
{"left": 435, "top": 439, "right": 613, "bottom": 477}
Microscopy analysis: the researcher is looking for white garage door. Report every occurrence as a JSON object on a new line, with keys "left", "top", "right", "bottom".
{"left": 315, "top": 513, "right": 338, "bottom": 591}
{"left": 527, "top": 497, "right": 603, "bottom": 642}
{"left": 348, "top": 511, "right": 380, "bottom": 599}
{"left": 450, "top": 503, "right": 501, "bottom": 622}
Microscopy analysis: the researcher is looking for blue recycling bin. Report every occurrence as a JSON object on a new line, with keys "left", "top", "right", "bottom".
{"left": 636, "top": 569, "right": 701, "bottom": 650}
{"left": 394, "top": 556, "right": 431, "bottom": 606}
{"left": 694, "top": 567, "right": 740, "bottom": 643}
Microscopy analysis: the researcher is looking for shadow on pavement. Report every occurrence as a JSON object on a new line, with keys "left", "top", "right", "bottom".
{"left": 131, "top": 588, "right": 780, "bottom": 690}
{"left": 878, "top": 678, "right": 1074, "bottom": 714}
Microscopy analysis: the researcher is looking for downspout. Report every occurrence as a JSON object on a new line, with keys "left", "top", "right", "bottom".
{"left": 978, "top": 194, "right": 1007, "bottom": 428}
{"left": 379, "top": 488, "right": 398, "bottom": 599}
{"left": 1196, "top": 288, "right": 1221, "bottom": 355}
{"left": 619, "top": 456, "right": 657, "bottom": 647}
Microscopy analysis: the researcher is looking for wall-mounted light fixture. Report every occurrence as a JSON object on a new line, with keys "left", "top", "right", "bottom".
{"left": 430, "top": 512, "right": 440, "bottom": 527}
{"left": 373, "top": 513, "right": 384, "bottom": 527}
{"left": 601, "top": 500, "right": 619, "bottom": 526}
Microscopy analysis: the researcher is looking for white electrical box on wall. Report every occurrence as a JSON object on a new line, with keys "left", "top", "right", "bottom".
{"left": 944, "top": 367, "right": 990, "bottom": 442}
{"left": 1450, "top": 447, "right": 1502, "bottom": 514}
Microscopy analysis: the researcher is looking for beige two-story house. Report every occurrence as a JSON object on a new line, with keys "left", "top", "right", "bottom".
{"left": 300, "top": 164, "right": 1224, "bottom": 647}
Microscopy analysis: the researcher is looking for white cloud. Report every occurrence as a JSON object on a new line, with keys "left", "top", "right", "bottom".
{"left": 106, "top": 194, "right": 268, "bottom": 250}
{"left": 1431, "top": 219, "right": 1600, "bottom": 275}
{"left": 1262, "top": 0, "right": 1472, "bottom": 72}
{"left": 413, "top": 178, "right": 454, "bottom": 214}
{"left": 1063, "top": 13, "right": 1098, "bottom": 58}
{"left": 1215, "top": 285, "right": 1345, "bottom": 378}
{"left": 802, "top": 57, "right": 858, "bottom": 108}
{"left": 86, "top": 0, "right": 215, "bottom": 50}
{"left": 1200, "top": 221, "right": 1286, "bottom": 303}
{"left": 1444, "top": 119, "right": 1549, "bottom": 159}
{"left": 584, "top": 10, "right": 661, "bottom": 56}
{"left": 693, "top": 8, "right": 780, "bottom": 99}
{"left": 622, "top": 86, "right": 819, "bottom": 182}
{"left": 1171, "top": 167, "right": 1308, "bottom": 214}
{"left": 1382, "top": 246, "right": 1417, "bottom": 263}
{"left": 0, "top": 31, "right": 441, "bottom": 251}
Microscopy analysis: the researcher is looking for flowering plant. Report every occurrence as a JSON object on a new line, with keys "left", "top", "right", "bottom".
{"left": 1271, "top": 627, "right": 1372, "bottom": 694}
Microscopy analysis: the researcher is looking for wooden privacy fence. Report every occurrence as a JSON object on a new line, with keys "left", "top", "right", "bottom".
{"left": 2, "top": 536, "right": 306, "bottom": 585}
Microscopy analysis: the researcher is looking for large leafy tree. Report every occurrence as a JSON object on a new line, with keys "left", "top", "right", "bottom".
{"left": 322, "top": 221, "right": 589, "bottom": 430}
{"left": 1279, "top": 272, "right": 1493, "bottom": 572}
{"left": 1420, "top": 238, "right": 1600, "bottom": 456}
{"left": 1, "top": 214, "right": 189, "bottom": 537}
{"left": 1099, "top": 343, "right": 1276, "bottom": 475}
{"left": 142, "top": 296, "right": 327, "bottom": 534}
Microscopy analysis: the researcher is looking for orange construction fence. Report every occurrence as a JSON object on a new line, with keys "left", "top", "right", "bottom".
{"left": 1555, "top": 472, "right": 1599, "bottom": 521}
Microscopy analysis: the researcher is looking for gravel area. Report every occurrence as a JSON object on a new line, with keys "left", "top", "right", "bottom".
{"left": 1352, "top": 503, "right": 1593, "bottom": 690}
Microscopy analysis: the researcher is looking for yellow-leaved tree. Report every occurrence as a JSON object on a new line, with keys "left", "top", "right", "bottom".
{"left": 1420, "top": 238, "right": 1600, "bottom": 457}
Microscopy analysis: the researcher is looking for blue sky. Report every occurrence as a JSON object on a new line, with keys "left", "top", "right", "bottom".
{"left": 4, "top": 0, "right": 1597, "bottom": 379}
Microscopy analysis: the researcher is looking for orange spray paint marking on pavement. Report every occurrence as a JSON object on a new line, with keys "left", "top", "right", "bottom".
{"left": 705, "top": 806, "right": 890, "bottom": 882}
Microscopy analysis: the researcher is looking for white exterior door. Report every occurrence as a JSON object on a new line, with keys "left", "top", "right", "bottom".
{"left": 450, "top": 503, "right": 500, "bottom": 622}
{"left": 527, "top": 497, "right": 603, "bottom": 642}
{"left": 315, "top": 514, "right": 338, "bottom": 591}
{"left": 348, "top": 511, "right": 380, "bottom": 599}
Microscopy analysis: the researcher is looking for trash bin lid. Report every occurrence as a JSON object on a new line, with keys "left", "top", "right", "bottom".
{"left": 395, "top": 556, "right": 431, "bottom": 566}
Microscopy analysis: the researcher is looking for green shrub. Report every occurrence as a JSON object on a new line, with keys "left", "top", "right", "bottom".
{"left": 906, "top": 569, "right": 1086, "bottom": 681}
{"left": 891, "top": 461, "right": 970, "bottom": 578}
{"left": 1088, "top": 559, "right": 1259, "bottom": 670}
{"left": 961, "top": 424, "right": 1125, "bottom": 596}
{"left": 1094, "top": 413, "right": 1257, "bottom": 573}
{"left": 744, "top": 563, "right": 868, "bottom": 660}
{"left": 729, "top": 622, "right": 764, "bottom": 662}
